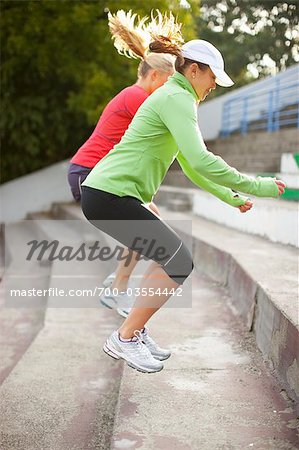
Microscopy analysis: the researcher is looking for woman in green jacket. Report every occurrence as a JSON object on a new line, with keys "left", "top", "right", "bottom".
{"left": 81, "top": 37, "right": 285, "bottom": 373}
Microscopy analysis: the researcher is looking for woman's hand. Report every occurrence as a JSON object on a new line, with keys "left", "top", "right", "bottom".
{"left": 237, "top": 199, "right": 253, "bottom": 213}
{"left": 275, "top": 179, "right": 286, "bottom": 196}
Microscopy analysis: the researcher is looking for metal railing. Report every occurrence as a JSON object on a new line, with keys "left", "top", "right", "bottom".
{"left": 221, "top": 78, "right": 299, "bottom": 137}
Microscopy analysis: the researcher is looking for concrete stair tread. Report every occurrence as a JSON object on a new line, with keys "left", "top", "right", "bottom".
{"left": 55, "top": 202, "right": 298, "bottom": 409}
{"left": 1, "top": 211, "right": 123, "bottom": 449}
{"left": 27, "top": 212, "right": 84, "bottom": 244}
{"left": 159, "top": 184, "right": 298, "bottom": 210}
{"left": 0, "top": 225, "right": 4, "bottom": 281}
{"left": 54, "top": 203, "right": 298, "bottom": 326}
{"left": 111, "top": 274, "right": 298, "bottom": 450}
{"left": 1, "top": 200, "right": 298, "bottom": 449}
{"left": 51, "top": 203, "right": 110, "bottom": 245}
{"left": 52, "top": 202, "right": 86, "bottom": 220}
{"left": 1, "top": 221, "right": 52, "bottom": 384}
{"left": 0, "top": 306, "right": 123, "bottom": 450}
{"left": 156, "top": 185, "right": 297, "bottom": 246}
{"left": 158, "top": 206, "right": 298, "bottom": 412}
{"left": 43, "top": 251, "right": 115, "bottom": 321}
{"left": 160, "top": 207, "right": 298, "bottom": 328}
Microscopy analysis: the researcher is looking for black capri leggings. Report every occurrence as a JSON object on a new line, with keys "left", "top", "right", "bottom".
{"left": 81, "top": 186, "right": 193, "bottom": 285}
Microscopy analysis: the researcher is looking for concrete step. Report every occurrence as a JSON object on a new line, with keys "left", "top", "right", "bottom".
{"left": 27, "top": 212, "right": 84, "bottom": 245}
{"left": 51, "top": 203, "right": 110, "bottom": 247}
{"left": 155, "top": 184, "right": 298, "bottom": 247}
{"left": 50, "top": 204, "right": 298, "bottom": 408}
{"left": 0, "top": 224, "right": 4, "bottom": 282}
{"left": 158, "top": 207, "right": 299, "bottom": 412}
{"left": 0, "top": 304, "right": 124, "bottom": 450}
{"left": 51, "top": 202, "right": 86, "bottom": 221}
{"left": 2, "top": 201, "right": 297, "bottom": 449}
{"left": 49, "top": 203, "right": 299, "bottom": 409}
{"left": 165, "top": 168, "right": 299, "bottom": 199}
{"left": 26, "top": 210, "right": 116, "bottom": 272}
{"left": 155, "top": 186, "right": 194, "bottom": 212}
{"left": 50, "top": 202, "right": 135, "bottom": 269}
{"left": 0, "top": 221, "right": 51, "bottom": 384}
{"left": 281, "top": 153, "right": 299, "bottom": 174}
{"left": 0, "top": 216, "right": 125, "bottom": 449}
{"left": 22, "top": 212, "right": 116, "bottom": 313}
{"left": 111, "top": 273, "right": 298, "bottom": 449}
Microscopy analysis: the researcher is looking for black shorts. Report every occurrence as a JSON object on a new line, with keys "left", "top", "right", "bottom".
{"left": 81, "top": 186, "right": 193, "bottom": 285}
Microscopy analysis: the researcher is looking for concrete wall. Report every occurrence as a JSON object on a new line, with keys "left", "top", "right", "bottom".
{"left": 1, "top": 161, "right": 73, "bottom": 223}
{"left": 155, "top": 184, "right": 298, "bottom": 248}
{"left": 192, "top": 190, "right": 298, "bottom": 248}
{"left": 160, "top": 171, "right": 298, "bottom": 247}
{"left": 206, "top": 128, "right": 299, "bottom": 173}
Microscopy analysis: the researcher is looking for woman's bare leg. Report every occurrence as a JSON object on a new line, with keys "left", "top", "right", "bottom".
{"left": 119, "top": 261, "right": 179, "bottom": 338}
{"left": 110, "top": 248, "right": 140, "bottom": 291}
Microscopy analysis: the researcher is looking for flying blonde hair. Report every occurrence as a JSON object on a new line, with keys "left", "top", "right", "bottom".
{"left": 108, "top": 9, "right": 184, "bottom": 77}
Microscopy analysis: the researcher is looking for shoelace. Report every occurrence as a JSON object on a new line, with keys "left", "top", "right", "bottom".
{"left": 141, "top": 329, "right": 159, "bottom": 352}
{"left": 129, "top": 330, "right": 153, "bottom": 358}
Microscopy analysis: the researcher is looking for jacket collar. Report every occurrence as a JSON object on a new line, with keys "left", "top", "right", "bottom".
{"left": 169, "top": 71, "right": 199, "bottom": 101}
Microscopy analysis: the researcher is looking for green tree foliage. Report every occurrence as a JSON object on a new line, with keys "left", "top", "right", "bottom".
{"left": 197, "top": 0, "right": 298, "bottom": 97}
{"left": 1, "top": 0, "right": 198, "bottom": 183}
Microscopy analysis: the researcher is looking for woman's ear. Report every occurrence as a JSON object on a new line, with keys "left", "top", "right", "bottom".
{"left": 150, "top": 70, "right": 159, "bottom": 81}
{"left": 191, "top": 63, "right": 198, "bottom": 78}
{"left": 184, "top": 63, "right": 196, "bottom": 80}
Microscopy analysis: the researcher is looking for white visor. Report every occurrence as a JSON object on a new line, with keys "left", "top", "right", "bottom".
{"left": 210, "top": 66, "right": 234, "bottom": 87}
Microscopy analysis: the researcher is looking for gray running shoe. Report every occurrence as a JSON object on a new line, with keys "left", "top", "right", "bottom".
{"left": 103, "top": 330, "right": 164, "bottom": 373}
{"left": 117, "top": 307, "right": 131, "bottom": 318}
{"left": 102, "top": 272, "right": 116, "bottom": 288}
{"left": 141, "top": 327, "right": 171, "bottom": 361}
{"left": 100, "top": 290, "right": 134, "bottom": 310}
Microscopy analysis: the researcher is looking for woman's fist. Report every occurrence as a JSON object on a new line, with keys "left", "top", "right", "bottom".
{"left": 275, "top": 179, "right": 286, "bottom": 196}
{"left": 238, "top": 199, "right": 253, "bottom": 213}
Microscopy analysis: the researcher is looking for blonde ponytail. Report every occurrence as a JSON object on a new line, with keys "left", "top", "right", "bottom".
{"left": 108, "top": 10, "right": 149, "bottom": 59}
{"left": 108, "top": 9, "right": 184, "bottom": 78}
{"left": 147, "top": 10, "right": 184, "bottom": 65}
{"left": 147, "top": 10, "right": 184, "bottom": 49}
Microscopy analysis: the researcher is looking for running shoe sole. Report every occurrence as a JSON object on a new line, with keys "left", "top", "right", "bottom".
{"left": 151, "top": 353, "right": 171, "bottom": 361}
{"left": 102, "top": 275, "right": 115, "bottom": 288}
{"left": 103, "top": 341, "right": 163, "bottom": 373}
{"left": 100, "top": 300, "right": 130, "bottom": 319}
{"left": 100, "top": 297, "right": 117, "bottom": 309}
{"left": 116, "top": 308, "right": 129, "bottom": 318}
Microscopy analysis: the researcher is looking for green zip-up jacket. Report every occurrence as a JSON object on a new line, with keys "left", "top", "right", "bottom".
{"left": 83, "top": 72, "right": 279, "bottom": 205}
